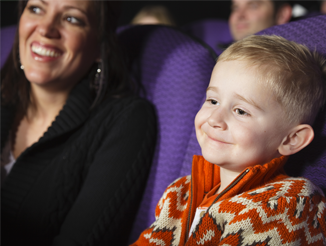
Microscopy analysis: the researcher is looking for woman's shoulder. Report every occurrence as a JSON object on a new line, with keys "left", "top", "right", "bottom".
{"left": 98, "top": 95, "right": 154, "bottom": 112}
{"left": 89, "top": 95, "right": 156, "bottom": 126}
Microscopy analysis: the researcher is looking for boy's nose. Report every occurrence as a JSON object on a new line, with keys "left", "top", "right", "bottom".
{"left": 207, "top": 108, "right": 227, "bottom": 130}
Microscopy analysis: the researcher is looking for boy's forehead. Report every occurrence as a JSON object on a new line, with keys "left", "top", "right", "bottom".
{"left": 212, "top": 60, "right": 260, "bottom": 81}
{"left": 209, "top": 60, "right": 278, "bottom": 103}
{"left": 211, "top": 59, "right": 273, "bottom": 88}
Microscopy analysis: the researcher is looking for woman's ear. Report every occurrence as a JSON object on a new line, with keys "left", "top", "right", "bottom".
{"left": 278, "top": 124, "right": 314, "bottom": 156}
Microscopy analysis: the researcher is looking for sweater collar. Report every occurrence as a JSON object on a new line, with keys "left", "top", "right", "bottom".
{"left": 37, "top": 78, "right": 93, "bottom": 145}
{"left": 190, "top": 155, "right": 288, "bottom": 208}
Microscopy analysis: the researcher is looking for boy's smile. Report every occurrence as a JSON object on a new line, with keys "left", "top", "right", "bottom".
{"left": 195, "top": 60, "right": 293, "bottom": 175}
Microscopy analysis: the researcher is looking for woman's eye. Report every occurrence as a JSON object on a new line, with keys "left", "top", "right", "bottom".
{"left": 29, "top": 6, "right": 42, "bottom": 14}
{"left": 235, "top": 108, "right": 249, "bottom": 116}
{"left": 66, "top": 16, "right": 84, "bottom": 25}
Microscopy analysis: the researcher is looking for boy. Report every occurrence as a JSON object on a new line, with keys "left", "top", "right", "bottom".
{"left": 132, "top": 35, "right": 326, "bottom": 245}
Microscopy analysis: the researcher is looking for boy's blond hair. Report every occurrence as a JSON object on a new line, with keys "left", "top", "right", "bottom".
{"left": 218, "top": 35, "right": 326, "bottom": 125}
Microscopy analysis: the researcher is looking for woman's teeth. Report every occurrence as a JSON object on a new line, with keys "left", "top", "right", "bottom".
{"left": 32, "top": 45, "right": 61, "bottom": 57}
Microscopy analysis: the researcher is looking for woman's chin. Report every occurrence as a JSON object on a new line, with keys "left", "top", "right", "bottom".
{"left": 24, "top": 72, "right": 53, "bottom": 86}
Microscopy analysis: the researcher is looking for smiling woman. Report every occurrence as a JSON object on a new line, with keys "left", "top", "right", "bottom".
{"left": 1, "top": 1, "right": 157, "bottom": 246}
{"left": 19, "top": 0, "right": 99, "bottom": 91}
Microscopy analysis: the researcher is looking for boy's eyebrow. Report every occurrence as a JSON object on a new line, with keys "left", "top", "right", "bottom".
{"left": 206, "top": 86, "right": 218, "bottom": 93}
{"left": 234, "top": 93, "right": 263, "bottom": 111}
{"left": 206, "top": 87, "right": 263, "bottom": 111}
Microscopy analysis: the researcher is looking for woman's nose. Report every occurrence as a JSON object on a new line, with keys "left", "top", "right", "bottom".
{"left": 37, "top": 17, "right": 60, "bottom": 39}
{"left": 207, "top": 107, "right": 227, "bottom": 130}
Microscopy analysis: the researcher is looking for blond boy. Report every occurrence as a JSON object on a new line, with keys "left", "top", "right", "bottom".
{"left": 132, "top": 35, "right": 326, "bottom": 245}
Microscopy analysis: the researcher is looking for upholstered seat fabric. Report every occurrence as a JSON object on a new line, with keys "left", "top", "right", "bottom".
{"left": 118, "top": 25, "right": 217, "bottom": 242}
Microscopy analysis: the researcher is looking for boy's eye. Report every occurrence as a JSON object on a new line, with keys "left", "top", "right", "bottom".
{"left": 235, "top": 108, "right": 249, "bottom": 116}
{"left": 207, "top": 99, "right": 219, "bottom": 105}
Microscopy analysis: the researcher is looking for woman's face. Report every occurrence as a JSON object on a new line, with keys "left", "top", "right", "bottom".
{"left": 19, "top": 0, "right": 100, "bottom": 91}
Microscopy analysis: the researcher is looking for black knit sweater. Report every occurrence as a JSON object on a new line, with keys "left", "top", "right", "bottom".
{"left": 1, "top": 79, "right": 157, "bottom": 246}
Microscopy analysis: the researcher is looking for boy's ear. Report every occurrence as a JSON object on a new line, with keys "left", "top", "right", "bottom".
{"left": 278, "top": 124, "right": 314, "bottom": 156}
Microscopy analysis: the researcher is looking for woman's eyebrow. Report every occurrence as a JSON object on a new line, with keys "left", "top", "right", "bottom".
{"left": 40, "top": 0, "right": 88, "bottom": 15}
{"left": 28, "top": 0, "right": 48, "bottom": 5}
{"left": 63, "top": 5, "right": 88, "bottom": 15}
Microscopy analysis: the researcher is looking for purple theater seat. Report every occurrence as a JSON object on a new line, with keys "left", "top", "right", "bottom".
{"left": 0, "top": 25, "right": 16, "bottom": 69}
{"left": 117, "top": 25, "right": 217, "bottom": 243}
{"left": 183, "top": 18, "right": 233, "bottom": 56}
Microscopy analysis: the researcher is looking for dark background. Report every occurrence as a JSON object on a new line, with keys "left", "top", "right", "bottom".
{"left": 1, "top": 1, "right": 322, "bottom": 28}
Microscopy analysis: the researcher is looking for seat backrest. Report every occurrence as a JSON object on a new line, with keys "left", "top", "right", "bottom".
{"left": 182, "top": 18, "right": 233, "bottom": 56}
{"left": 258, "top": 15, "right": 326, "bottom": 195}
{"left": 117, "top": 25, "right": 217, "bottom": 243}
{"left": 0, "top": 25, "right": 16, "bottom": 69}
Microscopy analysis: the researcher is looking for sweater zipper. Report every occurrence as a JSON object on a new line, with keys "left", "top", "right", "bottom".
{"left": 210, "top": 169, "right": 249, "bottom": 207}
{"left": 185, "top": 174, "right": 194, "bottom": 242}
{"left": 185, "top": 168, "right": 249, "bottom": 242}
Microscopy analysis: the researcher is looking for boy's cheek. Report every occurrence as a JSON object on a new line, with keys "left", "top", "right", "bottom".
{"left": 194, "top": 109, "right": 205, "bottom": 129}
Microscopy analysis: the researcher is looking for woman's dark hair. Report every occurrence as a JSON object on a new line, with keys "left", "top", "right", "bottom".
{"left": 1, "top": 0, "right": 129, "bottom": 114}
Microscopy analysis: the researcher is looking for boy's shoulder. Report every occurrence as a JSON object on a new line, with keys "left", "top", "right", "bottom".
{"left": 239, "top": 176, "right": 325, "bottom": 202}
{"left": 213, "top": 176, "right": 325, "bottom": 222}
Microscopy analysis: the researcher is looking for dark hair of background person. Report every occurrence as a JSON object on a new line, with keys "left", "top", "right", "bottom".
{"left": 273, "top": 0, "right": 292, "bottom": 15}
{"left": 1, "top": 1, "right": 130, "bottom": 116}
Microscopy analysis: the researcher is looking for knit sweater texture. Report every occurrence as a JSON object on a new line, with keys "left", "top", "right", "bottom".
{"left": 1, "top": 79, "right": 157, "bottom": 246}
{"left": 131, "top": 155, "right": 326, "bottom": 245}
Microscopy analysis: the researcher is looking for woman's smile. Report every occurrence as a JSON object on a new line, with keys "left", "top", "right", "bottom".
{"left": 31, "top": 42, "right": 62, "bottom": 61}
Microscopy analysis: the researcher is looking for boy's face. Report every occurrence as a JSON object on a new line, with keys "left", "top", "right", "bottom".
{"left": 195, "top": 60, "right": 292, "bottom": 173}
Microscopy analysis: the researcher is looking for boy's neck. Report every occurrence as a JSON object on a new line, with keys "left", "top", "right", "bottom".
{"left": 217, "top": 167, "right": 241, "bottom": 194}
{"left": 216, "top": 156, "right": 287, "bottom": 195}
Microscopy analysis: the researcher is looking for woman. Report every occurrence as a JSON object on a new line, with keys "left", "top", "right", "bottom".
{"left": 1, "top": 1, "right": 157, "bottom": 245}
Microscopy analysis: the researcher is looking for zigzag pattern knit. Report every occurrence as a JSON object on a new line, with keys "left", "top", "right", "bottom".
{"left": 131, "top": 156, "right": 326, "bottom": 246}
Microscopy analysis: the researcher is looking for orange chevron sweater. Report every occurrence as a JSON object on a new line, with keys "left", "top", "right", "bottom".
{"left": 131, "top": 155, "right": 326, "bottom": 246}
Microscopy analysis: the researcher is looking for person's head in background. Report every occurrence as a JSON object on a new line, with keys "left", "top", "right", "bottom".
{"left": 131, "top": 5, "right": 176, "bottom": 26}
{"left": 229, "top": 0, "right": 292, "bottom": 41}
{"left": 321, "top": 0, "right": 326, "bottom": 14}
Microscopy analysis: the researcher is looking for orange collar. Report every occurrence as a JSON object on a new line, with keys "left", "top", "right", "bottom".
{"left": 188, "top": 155, "right": 289, "bottom": 225}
